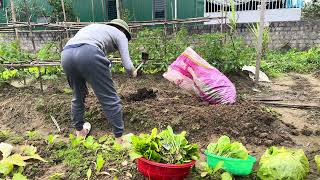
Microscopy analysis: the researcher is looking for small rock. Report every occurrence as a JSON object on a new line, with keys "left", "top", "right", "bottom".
{"left": 259, "top": 133, "right": 269, "bottom": 138}
{"left": 121, "top": 160, "right": 128, "bottom": 167}
{"left": 265, "top": 140, "right": 273, "bottom": 146}
{"left": 290, "top": 129, "right": 300, "bottom": 136}
{"left": 301, "top": 126, "right": 313, "bottom": 136}
{"left": 315, "top": 130, "right": 320, "bottom": 136}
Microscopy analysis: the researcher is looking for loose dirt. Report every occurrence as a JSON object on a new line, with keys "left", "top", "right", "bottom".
{"left": 0, "top": 73, "right": 319, "bottom": 179}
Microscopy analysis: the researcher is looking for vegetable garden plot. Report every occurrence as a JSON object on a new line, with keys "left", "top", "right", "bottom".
{"left": 0, "top": 74, "right": 320, "bottom": 179}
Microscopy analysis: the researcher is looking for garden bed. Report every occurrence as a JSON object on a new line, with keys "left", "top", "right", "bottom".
{"left": 0, "top": 73, "right": 319, "bottom": 179}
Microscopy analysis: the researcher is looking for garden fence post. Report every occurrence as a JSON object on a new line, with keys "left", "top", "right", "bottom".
{"left": 91, "top": 0, "right": 95, "bottom": 22}
{"left": 61, "top": 0, "right": 69, "bottom": 38}
{"left": 9, "top": 0, "right": 19, "bottom": 41}
{"left": 116, "top": 0, "right": 121, "bottom": 19}
{"left": 255, "top": 0, "right": 266, "bottom": 84}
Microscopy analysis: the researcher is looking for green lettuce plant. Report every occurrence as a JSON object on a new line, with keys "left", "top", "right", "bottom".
{"left": 257, "top": 147, "right": 309, "bottom": 180}
{"left": 130, "top": 126, "right": 199, "bottom": 164}
{"left": 207, "top": 135, "right": 249, "bottom": 160}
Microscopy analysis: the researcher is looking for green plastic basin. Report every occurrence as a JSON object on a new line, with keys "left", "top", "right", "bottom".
{"left": 205, "top": 151, "right": 256, "bottom": 176}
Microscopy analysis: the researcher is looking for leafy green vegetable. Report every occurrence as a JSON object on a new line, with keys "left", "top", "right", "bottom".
{"left": 96, "top": 153, "right": 105, "bottom": 173}
{"left": 83, "top": 136, "right": 100, "bottom": 150}
{"left": 0, "top": 143, "right": 46, "bottom": 176}
{"left": 0, "top": 161, "right": 14, "bottom": 176}
{"left": 200, "top": 161, "right": 224, "bottom": 177}
{"left": 86, "top": 168, "right": 92, "bottom": 180}
{"left": 12, "top": 173, "right": 28, "bottom": 180}
{"left": 221, "top": 172, "right": 233, "bottom": 180}
{"left": 69, "top": 134, "right": 83, "bottom": 147}
{"left": 257, "top": 146, "right": 309, "bottom": 180}
{"left": 207, "top": 136, "right": 248, "bottom": 160}
{"left": 315, "top": 155, "right": 320, "bottom": 174}
{"left": 130, "top": 126, "right": 199, "bottom": 164}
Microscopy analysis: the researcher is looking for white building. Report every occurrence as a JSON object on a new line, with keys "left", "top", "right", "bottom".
{"left": 205, "top": 0, "right": 309, "bottom": 24}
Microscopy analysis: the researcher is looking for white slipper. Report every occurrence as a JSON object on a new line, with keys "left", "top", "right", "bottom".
{"left": 83, "top": 122, "right": 91, "bottom": 135}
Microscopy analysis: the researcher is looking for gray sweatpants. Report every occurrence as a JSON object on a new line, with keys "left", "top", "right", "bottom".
{"left": 61, "top": 44, "right": 124, "bottom": 138}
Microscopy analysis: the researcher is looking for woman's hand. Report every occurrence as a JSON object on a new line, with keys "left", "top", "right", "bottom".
{"left": 128, "top": 67, "right": 138, "bottom": 78}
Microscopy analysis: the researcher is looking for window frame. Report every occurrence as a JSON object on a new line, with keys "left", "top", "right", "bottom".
{"left": 153, "top": 0, "right": 166, "bottom": 20}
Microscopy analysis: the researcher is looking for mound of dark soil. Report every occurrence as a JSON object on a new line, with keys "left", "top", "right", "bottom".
{"left": 126, "top": 88, "right": 157, "bottom": 102}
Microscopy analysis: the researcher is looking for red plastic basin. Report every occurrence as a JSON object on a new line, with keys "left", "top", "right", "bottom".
{"left": 137, "top": 158, "right": 196, "bottom": 180}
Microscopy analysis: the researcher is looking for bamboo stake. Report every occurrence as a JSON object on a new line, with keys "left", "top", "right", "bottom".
{"left": 255, "top": 0, "right": 266, "bottom": 84}
{"left": 5, "top": 8, "right": 9, "bottom": 25}
{"left": 23, "top": 0, "right": 44, "bottom": 92}
{"left": 101, "top": 0, "right": 106, "bottom": 21}
{"left": 116, "top": 0, "right": 120, "bottom": 19}
{"left": 60, "top": 0, "right": 69, "bottom": 38}
{"left": 9, "top": 0, "right": 19, "bottom": 40}
{"left": 91, "top": 0, "right": 95, "bottom": 22}
{"left": 61, "top": 0, "right": 67, "bottom": 22}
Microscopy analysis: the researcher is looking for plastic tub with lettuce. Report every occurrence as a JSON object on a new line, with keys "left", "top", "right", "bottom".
{"left": 204, "top": 136, "right": 256, "bottom": 176}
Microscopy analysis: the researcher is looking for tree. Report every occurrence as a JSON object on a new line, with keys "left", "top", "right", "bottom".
{"left": 48, "top": 0, "right": 75, "bottom": 22}
{"left": 8, "top": 0, "right": 48, "bottom": 22}
{"left": 302, "top": 0, "right": 320, "bottom": 20}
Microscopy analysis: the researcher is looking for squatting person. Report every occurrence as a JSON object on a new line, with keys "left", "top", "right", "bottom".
{"left": 61, "top": 19, "right": 137, "bottom": 143}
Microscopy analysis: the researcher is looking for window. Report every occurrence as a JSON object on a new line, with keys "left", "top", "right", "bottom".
{"left": 107, "top": 0, "right": 117, "bottom": 20}
{"left": 153, "top": 0, "right": 165, "bottom": 19}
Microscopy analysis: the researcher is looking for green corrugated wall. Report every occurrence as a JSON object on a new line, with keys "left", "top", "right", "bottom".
{"left": 122, "top": 0, "right": 153, "bottom": 21}
{"left": 122, "top": 0, "right": 204, "bottom": 21}
{"left": 0, "top": 0, "right": 204, "bottom": 23}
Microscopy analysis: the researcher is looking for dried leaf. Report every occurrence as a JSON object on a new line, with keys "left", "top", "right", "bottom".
{"left": 0, "top": 143, "right": 13, "bottom": 159}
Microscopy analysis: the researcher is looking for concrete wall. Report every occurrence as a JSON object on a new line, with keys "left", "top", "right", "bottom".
{"left": 0, "top": 20, "right": 319, "bottom": 51}
{"left": 189, "top": 20, "right": 320, "bottom": 50}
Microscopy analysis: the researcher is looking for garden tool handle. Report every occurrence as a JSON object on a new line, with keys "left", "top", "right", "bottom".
{"left": 136, "top": 52, "right": 149, "bottom": 71}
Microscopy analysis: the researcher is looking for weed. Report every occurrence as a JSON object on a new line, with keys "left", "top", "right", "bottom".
{"left": 7, "top": 135, "right": 24, "bottom": 145}
{"left": 63, "top": 88, "right": 72, "bottom": 94}
{"left": 25, "top": 131, "right": 41, "bottom": 141}
{"left": 47, "top": 134, "right": 59, "bottom": 145}
{"left": 0, "top": 130, "right": 10, "bottom": 142}
{"left": 55, "top": 148, "right": 84, "bottom": 168}
{"left": 49, "top": 173, "right": 64, "bottom": 180}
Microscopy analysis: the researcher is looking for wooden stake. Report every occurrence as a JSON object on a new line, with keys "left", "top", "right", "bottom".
{"left": 101, "top": 0, "right": 106, "bottom": 21}
{"left": 60, "top": 0, "right": 69, "bottom": 38}
{"left": 116, "top": 0, "right": 120, "bottom": 19}
{"left": 91, "top": 0, "right": 95, "bottom": 22}
{"left": 254, "top": 0, "right": 266, "bottom": 84}
{"left": 61, "top": 0, "right": 67, "bottom": 22}
{"left": 9, "top": 0, "right": 19, "bottom": 40}
{"left": 5, "top": 8, "right": 9, "bottom": 25}
{"left": 23, "top": 0, "right": 43, "bottom": 92}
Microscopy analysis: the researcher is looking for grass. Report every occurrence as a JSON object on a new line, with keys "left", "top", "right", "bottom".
{"left": 0, "top": 130, "right": 25, "bottom": 144}
{"left": 261, "top": 47, "right": 320, "bottom": 77}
